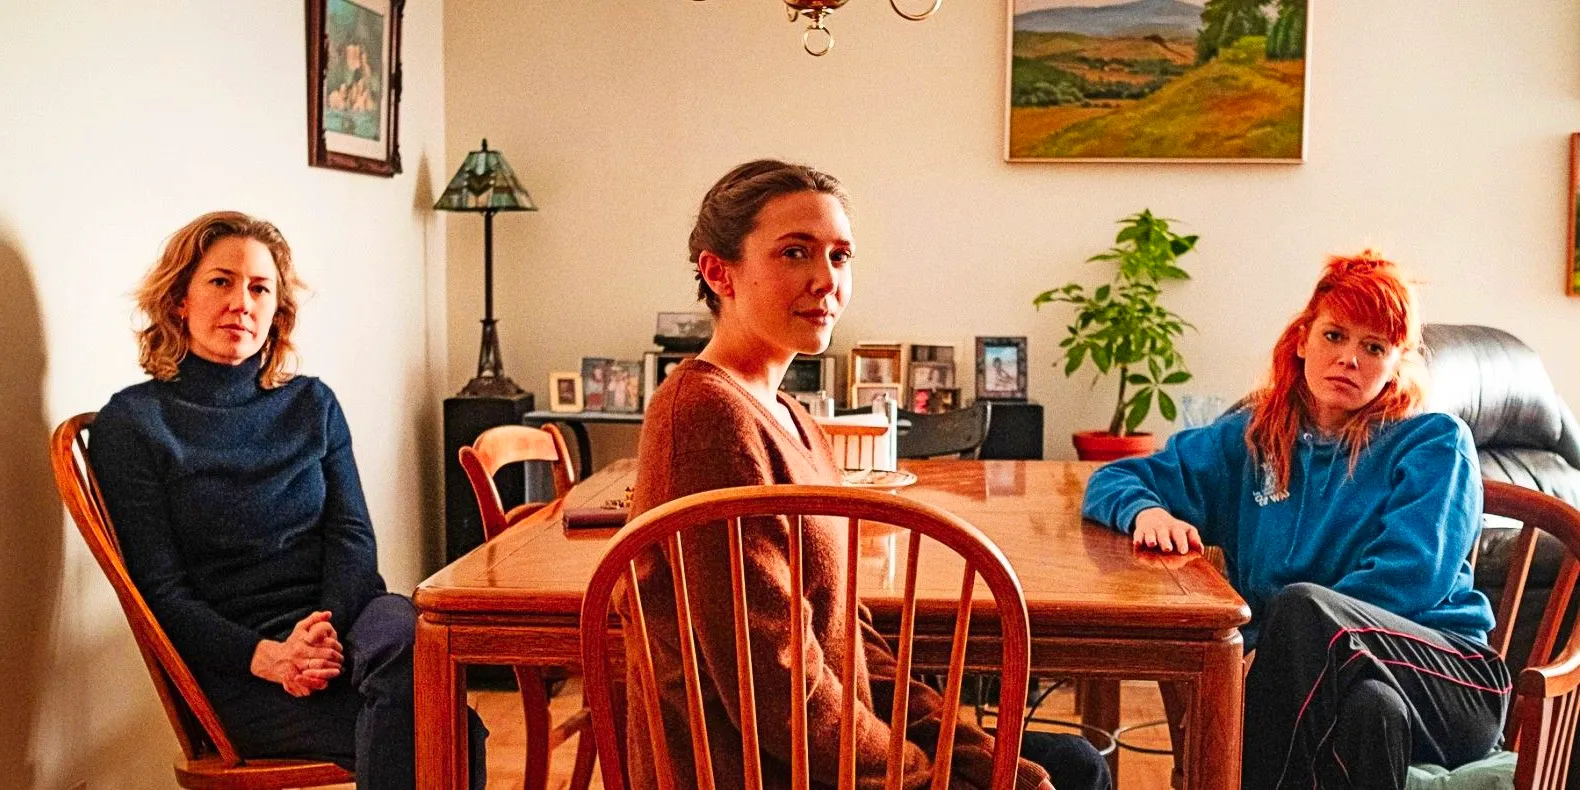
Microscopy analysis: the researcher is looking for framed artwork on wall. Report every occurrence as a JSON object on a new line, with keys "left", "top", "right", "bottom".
{"left": 976, "top": 336, "right": 1028, "bottom": 401}
{"left": 1569, "top": 133, "right": 1580, "bottom": 296}
{"left": 1004, "top": 0, "right": 1309, "bottom": 163}
{"left": 306, "top": 0, "right": 404, "bottom": 176}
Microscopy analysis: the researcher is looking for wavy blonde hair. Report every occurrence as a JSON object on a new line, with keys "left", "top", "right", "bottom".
{"left": 1245, "top": 252, "right": 1428, "bottom": 494}
{"left": 135, "top": 211, "right": 303, "bottom": 388}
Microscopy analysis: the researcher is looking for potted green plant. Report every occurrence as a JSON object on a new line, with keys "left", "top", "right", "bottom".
{"left": 1034, "top": 210, "right": 1195, "bottom": 461}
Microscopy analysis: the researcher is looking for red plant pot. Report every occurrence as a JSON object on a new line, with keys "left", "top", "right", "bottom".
{"left": 1071, "top": 430, "right": 1157, "bottom": 461}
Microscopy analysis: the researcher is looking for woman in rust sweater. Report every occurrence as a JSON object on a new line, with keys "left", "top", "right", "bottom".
{"left": 622, "top": 160, "right": 1109, "bottom": 790}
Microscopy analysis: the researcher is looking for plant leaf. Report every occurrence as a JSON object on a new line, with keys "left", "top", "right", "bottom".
{"left": 1158, "top": 390, "right": 1177, "bottom": 422}
{"left": 1125, "top": 389, "right": 1153, "bottom": 434}
{"left": 1064, "top": 346, "right": 1087, "bottom": 375}
{"left": 1126, "top": 373, "right": 1150, "bottom": 385}
{"left": 1162, "top": 370, "right": 1191, "bottom": 385}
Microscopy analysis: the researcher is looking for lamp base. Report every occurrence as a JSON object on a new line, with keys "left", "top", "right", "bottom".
{"left": 458, "top": 317, "right": 525, "bottom": 398}
{"left": 456, "top": 373, "right": 526, "bottom": 398}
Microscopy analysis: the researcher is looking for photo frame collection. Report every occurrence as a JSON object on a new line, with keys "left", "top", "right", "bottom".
{"left": 552, "top": 325, "right": 1032, "bottom": 416}
{"left": 306, "top": 0, "right": 404, "bottom": 176}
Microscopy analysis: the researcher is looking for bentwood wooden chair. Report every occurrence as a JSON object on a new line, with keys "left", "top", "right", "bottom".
{"left": 50, "top": 413, "right": 354, "bottom": 789}
{"left": 579, "top": 484, "right": 1033, "bottom": 790}
{"left": 458, "top": 423, "right": 597, "bottom": 790}
{"left": 895, "top": 403, "right": 994, "bottom": 461}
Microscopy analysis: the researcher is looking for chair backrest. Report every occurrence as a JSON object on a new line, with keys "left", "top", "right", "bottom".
{"left": 896, "top": 402, "right": 993, "bottom": 460}
{"left": 1481, "top": 480, "right": 1580, "bottom": 788}
{"left": 459, "top": 423, "right": 576, "bottom": 541}
{"left": 579, "top": 484, "right": 1031, "bottom": 790}
{"left": 48, "top": 413, "right": 240, "bottom": 765}
{"left": 814, "top": 415, "right": 896, "bottom": 472}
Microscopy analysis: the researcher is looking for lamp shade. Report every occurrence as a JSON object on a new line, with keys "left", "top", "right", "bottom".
{"left": 433, "top": 139, "right": 537, "bottom": 212}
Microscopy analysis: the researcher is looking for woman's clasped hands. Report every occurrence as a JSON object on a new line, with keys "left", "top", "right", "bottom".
{"left": 249, "top": 610, "right": 344, "bottom": 697}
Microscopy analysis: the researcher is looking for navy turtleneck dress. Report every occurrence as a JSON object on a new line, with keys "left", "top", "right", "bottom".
{"left": 90, "top": 352, "right": 486, "bottom": 788}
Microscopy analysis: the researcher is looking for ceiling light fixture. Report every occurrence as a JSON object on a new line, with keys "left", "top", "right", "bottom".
{"left": 699, "top": 0, "right": 943, "bottom": 56}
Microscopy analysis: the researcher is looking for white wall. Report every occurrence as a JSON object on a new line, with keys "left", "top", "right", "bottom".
{"left": 0, "top": 2, "right": 448, "bottom": 787}
{"left": 445, "top": 0, "right": 1580, "bottom": 464}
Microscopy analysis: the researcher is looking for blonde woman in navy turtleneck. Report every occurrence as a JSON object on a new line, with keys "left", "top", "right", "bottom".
{"left": 90, "top": 212, "right": 487, "bottom": 790}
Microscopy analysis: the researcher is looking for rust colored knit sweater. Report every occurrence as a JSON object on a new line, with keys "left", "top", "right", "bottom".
{"left": 620, "top": 359, "right": 1047, "bottom": 790}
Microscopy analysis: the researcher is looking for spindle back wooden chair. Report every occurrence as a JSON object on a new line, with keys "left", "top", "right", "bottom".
{"left": 1481, "top": 479, "right": 1580, "bottom": 790}
{"left": 579, "top": 484, "right": 1032, "bottom": 790}
{"left": 814, "top": 417, "right": 895, "bottom": 472}
{"left": 459, "top": 422, "right": 595, "bottom": 790}
{"left": 51, "top": 413, "right": 353, "bottom": 789}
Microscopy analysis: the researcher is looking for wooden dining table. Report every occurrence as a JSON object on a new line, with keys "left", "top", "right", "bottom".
{"left": 414, "top": 458, "right": 1250, "bottom": 790}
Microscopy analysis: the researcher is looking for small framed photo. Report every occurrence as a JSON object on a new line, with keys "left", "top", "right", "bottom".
{"left": 605, "top": 360, "right": 644, "bottom": 413}
{"left": 852, "top": 384, "right": 902, "bottom": 409}
{"left": 306, "top": 0, "right": 404, "bottom": 177}
{"left": 654, "top": 312, "right": 714, "bottom": 351}
{"left": 976, "top": 336, "right": 1028, "bottom": 401}
{"left": 548, "top": 371, "right": 583, "bottom": 413}
{"left": 581, "top": 357, "right": 613, "bottom": 411}
{"left": 910, "top": 343, "right": 956, "bottom": 364}
{"left": 848, "top": 343, "right": 903, "bottom": 405}
{"left": 781, "top": 355, "right": 838, "bottom": 396}
{"left": 642, "top": 351, "right": 695, "bottom": 405}
{"left": 909, "top": 361, "right": 955, "bottom": 392}
{"left": 911, "top": 387, "right": 960, "bottom": 414}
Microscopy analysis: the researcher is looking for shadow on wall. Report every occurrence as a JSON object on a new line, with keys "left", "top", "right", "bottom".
{"left": 412, "top": 152, "right": 446, "bottom": 576}
{"left": 0, "top": 230, "right": 61, "bottom": 788}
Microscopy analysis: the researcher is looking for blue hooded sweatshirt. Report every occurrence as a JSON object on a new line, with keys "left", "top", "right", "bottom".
{"left": 1081, "top": 409, "right": 1494, "bottom": 647}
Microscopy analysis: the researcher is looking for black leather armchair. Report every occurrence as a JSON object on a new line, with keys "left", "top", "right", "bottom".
{"left": 1420, "top": 324, "right": 1580, "bottom": 675}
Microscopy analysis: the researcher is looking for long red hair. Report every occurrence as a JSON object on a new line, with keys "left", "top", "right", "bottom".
{"left": 1245, "top": 252, "right": 1427, "bottom": 494}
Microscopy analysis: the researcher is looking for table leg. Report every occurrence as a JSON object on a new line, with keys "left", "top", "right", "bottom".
{"left": 1078, "top": 679, "right": 1122, "bottom": 783}
{"left": 416, "top": 616, "right": 468, "bottom": 790}
{"left": 1186, "top": 637, "right": 1244, "bottom": 790}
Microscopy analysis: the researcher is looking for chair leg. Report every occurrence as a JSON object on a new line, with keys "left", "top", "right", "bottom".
{"left": 1158, "top": 680, "right": 1189, "bottom": 790}
{"left": 569, "top": 723, "right": 598, "bottom": 790}
{"left": 1078, "top": 679, "right": 1122, "bottom": 785}
{"left": 516, "top": 666, "right": 552, "bottom": 790}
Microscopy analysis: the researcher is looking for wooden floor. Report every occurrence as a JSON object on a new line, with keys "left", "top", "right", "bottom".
{"left": 465, "top": 678, "right": 1174, "bottom": 790}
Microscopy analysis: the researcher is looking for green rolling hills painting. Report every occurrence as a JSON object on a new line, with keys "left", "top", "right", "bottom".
{"left": 1006, "top": 0, "right": 1308, "bottom": 162}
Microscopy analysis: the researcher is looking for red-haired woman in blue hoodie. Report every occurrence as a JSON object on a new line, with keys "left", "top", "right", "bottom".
{"left": 1083, "top": 253, "right": 1510, "bottom": 789}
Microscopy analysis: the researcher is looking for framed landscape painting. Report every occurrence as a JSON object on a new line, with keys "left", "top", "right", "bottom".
{"left": 1570, "top": 133, "right": 1580, "bottom": 296}
{"left": 1005, "top": 0, "right": 1309, "bottom": 163}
